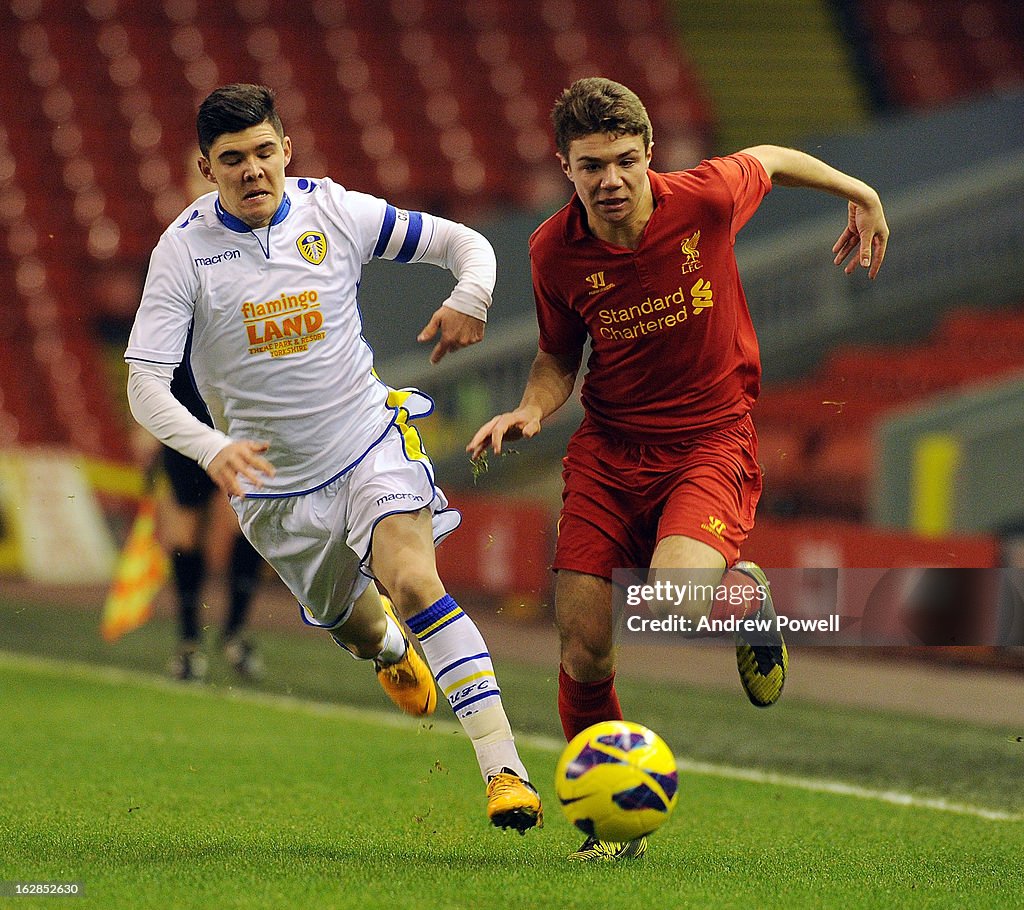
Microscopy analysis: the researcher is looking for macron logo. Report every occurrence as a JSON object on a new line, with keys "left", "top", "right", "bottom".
{"left": 375, "top": 492, "right": 425, "bottom": 507}
{"left": 194, "top": 250, "right": 241, "bottom": 267}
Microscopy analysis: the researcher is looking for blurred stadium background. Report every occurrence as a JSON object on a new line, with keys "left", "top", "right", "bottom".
{"left": 2, "top": 3, "right": 1024, "bottom": 905}
{"left": 1, "top": 0, "right": 1023, "bottom": 677}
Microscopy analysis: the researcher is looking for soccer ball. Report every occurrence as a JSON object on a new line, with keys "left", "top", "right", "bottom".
{"left": 555, "top": 720, "right": 678, "bottom": 842}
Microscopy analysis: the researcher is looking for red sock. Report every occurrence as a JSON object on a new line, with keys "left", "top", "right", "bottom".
{"left": 558, "top": 665, "right": 623, "bottom": 741}
{"left": 707, "top": 567, "right": 761, "bottom": 623}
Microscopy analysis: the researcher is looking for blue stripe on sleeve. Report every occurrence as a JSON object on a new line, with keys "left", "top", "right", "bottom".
{"left": 394, "top": 210, "right": 423, "bottom": 262}
{"left": 373, "top": 204, "right": 397, "bottom": 258}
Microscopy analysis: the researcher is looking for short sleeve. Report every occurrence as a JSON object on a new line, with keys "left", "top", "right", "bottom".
{"left": 332, "top": 181, "right": 441, "bottom": 266}
{"left": 532, "top": 255, "right": 587, "bottom": 358}
{"left": 124, "top": 231, "right": 198, "bottom": 365}
{"left": 316, "top": 180, "right": 388, "bottom": 263}
{"left": 704, "top": 153, "right": 772, "bottom": 242}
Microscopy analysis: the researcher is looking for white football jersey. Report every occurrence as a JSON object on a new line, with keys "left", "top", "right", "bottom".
{"left": 126, "top": 177, "right": 464, "bottom": 496}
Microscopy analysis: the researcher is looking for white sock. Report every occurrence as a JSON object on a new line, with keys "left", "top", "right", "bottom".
{"left": 331, "top": 612, "right": 406, "bottom": 665}
{"left": 461, "top": 706, "right": 525, "bottom": 781}
{"left": 407, "top": 594, "right": 528, "bottom": 781}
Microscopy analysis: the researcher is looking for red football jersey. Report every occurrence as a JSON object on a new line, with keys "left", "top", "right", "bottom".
{"left": 530, "top": 152, "right": 771, "bottom": 442}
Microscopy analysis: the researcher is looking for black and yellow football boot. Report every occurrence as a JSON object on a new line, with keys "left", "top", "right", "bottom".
{"left": 732, "top": 561, "right": 788, "bottom": 707}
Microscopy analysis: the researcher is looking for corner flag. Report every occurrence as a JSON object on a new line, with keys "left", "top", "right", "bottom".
{"left": 101, "top": 495, "right": 168, "bottom": 641}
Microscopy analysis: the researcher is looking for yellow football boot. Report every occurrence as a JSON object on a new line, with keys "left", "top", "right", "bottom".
{"left": 374, "top": 596, "right": 437, "bottom": 717}
{"left": 486, "top": 768, "right": 543, "bottom": 833}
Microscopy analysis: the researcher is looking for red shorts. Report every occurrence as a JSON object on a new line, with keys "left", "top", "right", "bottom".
{"left": 553, "top": 414, "right": 762, "bottom": 578}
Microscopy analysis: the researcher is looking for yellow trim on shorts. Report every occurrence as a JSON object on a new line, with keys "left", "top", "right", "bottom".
{"left": 385, "top": 386, "right": 430, "bottom": 463}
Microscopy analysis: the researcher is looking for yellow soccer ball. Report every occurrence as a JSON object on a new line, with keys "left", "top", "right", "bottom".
{"left": 555, "top": 720, "right": 678, "bottom": 842}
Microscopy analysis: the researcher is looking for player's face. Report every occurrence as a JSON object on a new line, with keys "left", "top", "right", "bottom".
{"left": 559, "top": 132, "right": 652, "bottom": 235}
{"left": 199, "top": 122, "right": 293, "bottom": 229}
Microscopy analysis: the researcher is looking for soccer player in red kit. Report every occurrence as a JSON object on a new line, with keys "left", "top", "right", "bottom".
{"left": 469, "top": 78, "right": 888, "bottom": 861}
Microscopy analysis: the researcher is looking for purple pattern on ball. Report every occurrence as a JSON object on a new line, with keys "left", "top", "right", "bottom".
{"left": 612, "top": 782, "right": 668, "bottom": 812}
{"left": 564, "top": 743, "right": 625, "bottom": 780}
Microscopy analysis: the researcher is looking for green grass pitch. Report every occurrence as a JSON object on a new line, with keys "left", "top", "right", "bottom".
{"left": 1, "top": 599, "right": 1023, "bottom": 909}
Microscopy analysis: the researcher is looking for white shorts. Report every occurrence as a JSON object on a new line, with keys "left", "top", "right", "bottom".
{"left": 232, "top": 416, "right": 461, "bottom": 629}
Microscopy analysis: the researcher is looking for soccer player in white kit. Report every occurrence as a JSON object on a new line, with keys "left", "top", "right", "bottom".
{"left": 125, "top": 84, "right": 541, "bottom": 833}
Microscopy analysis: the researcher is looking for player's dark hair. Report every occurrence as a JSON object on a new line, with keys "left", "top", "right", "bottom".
{"left": 196, "top": 84, "right": 284, "bottom": 157}
{"left": 552, "top": 77, "right": 652, "bottom": 159}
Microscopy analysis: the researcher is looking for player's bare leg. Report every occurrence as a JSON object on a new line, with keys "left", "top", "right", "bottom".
{"left": 647, "top": 535, "right": 725, "bottom": 632}
{"left": 555, "top": 571, "right": 646, "bottom": 860}
{"left": 555, "top": 570, "right": 617, "bottom": 684}
{"left": 329, "top": 582, "right": 437, "bottom": 716}
{"left": 650, "top": 535, "right": 787, "bottom": 707}
{"left": 554, "top": 570, "right": 628, "bottom": 739}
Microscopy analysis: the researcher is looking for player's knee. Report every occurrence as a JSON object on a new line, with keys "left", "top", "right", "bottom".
{"left": 644, "top": 571, "right": 718, "bottom": 631}
{"left": 386, "top": 562, "right": 445, "bottom": 614}
{"left": 559, "top": 628, "right": 614, "bottom": 681}
{"left": 648, "top": 592, "right": 714, "bottom": 627}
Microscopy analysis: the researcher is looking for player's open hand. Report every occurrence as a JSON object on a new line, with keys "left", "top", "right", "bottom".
{"left": 417, "top": 305, "right": 485, "bottom": 364}
{"left": 832, "top": 195, "right": 889, "bottom": 279}
{"left": 467, "top": 407, "right": 544, "bottom": 460}
{"left": 207, "top": 440, "right": 275, "bottom": 498}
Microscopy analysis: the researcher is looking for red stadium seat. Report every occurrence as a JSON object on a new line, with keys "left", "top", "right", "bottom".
{"left": 756, "top": 304, "right": 1024, "bottom": 520}
{"left": 0, "top": 0, "right": 711, "bottom": 460}
{"left": 860, "top": 0, "right": 1024, "bottom": 108}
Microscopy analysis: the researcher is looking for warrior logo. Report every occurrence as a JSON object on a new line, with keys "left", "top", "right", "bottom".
{"left": 700, "top": 514, "right": 727, "bottom": 541}
{"left": 585, "top": 271, "right": 615, "bottom": 296}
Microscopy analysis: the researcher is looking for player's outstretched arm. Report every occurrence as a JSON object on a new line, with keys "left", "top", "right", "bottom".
{"left": 467, "top": 348, "right": 580, "bottom": 458}
{"left": 741, "top": 145, "right": 889, "bottom": 279}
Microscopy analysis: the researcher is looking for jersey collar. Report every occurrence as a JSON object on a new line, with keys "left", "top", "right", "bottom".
{"left": 215, "top": 193, "right": 292, "bottom": 233}
{"left": 564, "top": 169, "right": 672, "bottom": 244}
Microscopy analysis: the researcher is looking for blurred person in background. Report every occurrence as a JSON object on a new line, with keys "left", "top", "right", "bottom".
{"left": 124, "top": 84, "right": 541, "bottom": 833}
{"left": 161, "top": 342, "right": 265, "bottom": 682}
{"left": 470, "top": 76, "right": 889, "bottom": 860}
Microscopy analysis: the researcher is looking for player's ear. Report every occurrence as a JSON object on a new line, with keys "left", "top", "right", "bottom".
{"left": 557, "top": 152, "right": 572, "bottom": 180}
{"left": 198, "top": 156, "right": 216, "bottom": 185}
{"left": 282, "top": 135, "right": 293, "bottom": 168}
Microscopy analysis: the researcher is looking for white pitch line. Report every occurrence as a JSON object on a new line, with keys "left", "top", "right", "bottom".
{"left": 510, "top": 732, "right": 1021, "bottom": 822}
{"left": 2, "top": 649, "right": 1019, "bottom": 823}
{"left": 675, "top": 760, "right": 1021, "bottom": 822}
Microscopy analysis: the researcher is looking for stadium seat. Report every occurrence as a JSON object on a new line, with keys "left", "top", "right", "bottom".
{"left": 857, "top": 0, "right": 1024, "bottom": 108}
{"left": 0, "top": 0, "right": 710, "bottom": 458}
{"left": 755, "top": 304, "right": 1024, "bottom": 520}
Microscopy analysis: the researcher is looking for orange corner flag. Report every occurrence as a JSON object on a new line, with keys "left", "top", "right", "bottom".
{"left": 101, "top": 496, "right": 168, "bottom": 642}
